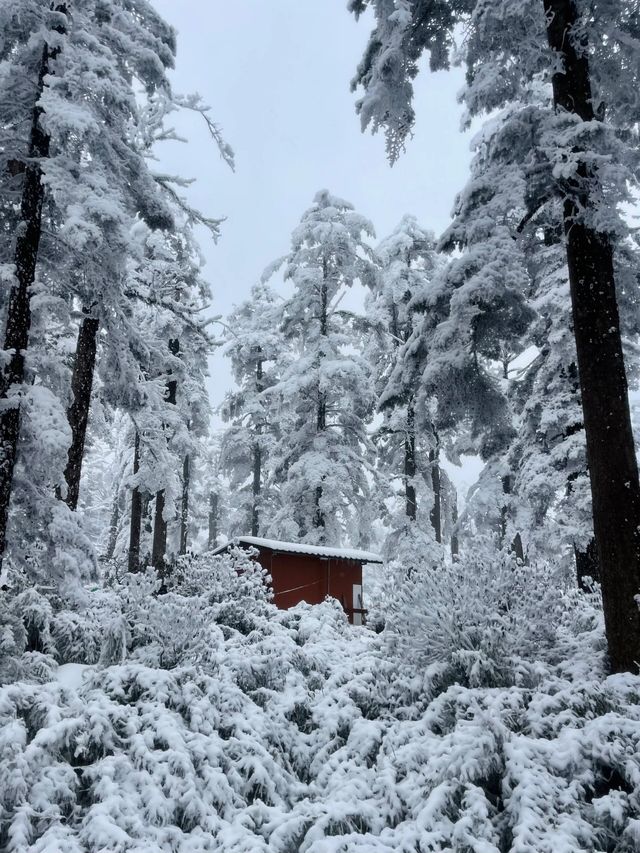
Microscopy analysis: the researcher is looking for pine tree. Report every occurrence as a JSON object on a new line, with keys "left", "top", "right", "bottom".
{"left": 220, "top": 282, "right": 282, "bottom": 536}
{"left": 265, "top": 190, "right": 378, "bottom": 546}
{"left": 0, "top": 2, "right": 71, "bottom": 568}
{"left": 350, "top": 0, "right": 640, "bottom": 671}
{"left": 366, "top": 216, "right": 449, "bottom": 559}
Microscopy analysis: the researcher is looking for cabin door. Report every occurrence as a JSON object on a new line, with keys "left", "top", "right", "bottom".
{"left": 352, "top": 583, "right": 363, "bottom": 626}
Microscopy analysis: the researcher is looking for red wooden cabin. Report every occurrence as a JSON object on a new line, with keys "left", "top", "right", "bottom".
{"left": 213, "top": 536, "right": 383, "bottom": 624}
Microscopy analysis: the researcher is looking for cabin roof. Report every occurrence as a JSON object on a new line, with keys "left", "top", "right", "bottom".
{"left": 212, "top": 535, "right": 383, "bottom": 564}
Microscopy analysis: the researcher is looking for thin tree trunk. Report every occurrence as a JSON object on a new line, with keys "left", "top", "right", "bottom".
{"left": 63, "top": 313, "right": 99, "bottom": 510}
{"left": 313, "top": 265, "right": 328, "bottom": 534}
{"left": 128, "top": 431, "right": 143, "bottom": 573}
{"left": 151, "top": 338, "right": 179, "bottom": 581}
{"left": 429, "top": 446, "right": 441, "bottom": 543}
{"left": 252, "top": 354, "right": 263, "bottom": 536}
{"left": 208, "top": 491, "right": 219, "bottom": 550}
{"left": 544, "top": 0, "right": 640, "bottom": 672}
{"left": 404, "top": 401, "right": 417, "bottom": 521}
{"left": 451, "top": 490, "right": 459, "bottom": 560}
{"left": 179, "top": 454, "right": 190, "bottom": 555}
{"left": 0, "top": 6, "right": 67, "bottom": 568}
{"left": 252, "top": 442, "right": 261, "bottom": 536}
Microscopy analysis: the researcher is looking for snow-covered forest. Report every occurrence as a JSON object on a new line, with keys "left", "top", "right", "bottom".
{"left": 1, "top": 1, "right": 640, "bottom": 850}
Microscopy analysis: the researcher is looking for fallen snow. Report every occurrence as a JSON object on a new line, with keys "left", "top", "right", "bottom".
{"left": 214, "top": 535, "right": 383, "bottom": 563}
{"left": 56, "top": 662, "right": 90, "bottom": 690}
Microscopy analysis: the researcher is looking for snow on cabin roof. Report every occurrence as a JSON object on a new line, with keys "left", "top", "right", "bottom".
{"left": 212, "top": 536, "right": 383, "bottom": 564}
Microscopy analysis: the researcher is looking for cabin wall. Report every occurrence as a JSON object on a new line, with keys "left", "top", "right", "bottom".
{"left": 253, "top": 549, "right": 364, "bottom": 623}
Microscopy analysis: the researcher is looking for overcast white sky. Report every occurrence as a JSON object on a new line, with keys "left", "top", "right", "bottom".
{"left": 151, "top": 0, "right": 483, "bottom": 491}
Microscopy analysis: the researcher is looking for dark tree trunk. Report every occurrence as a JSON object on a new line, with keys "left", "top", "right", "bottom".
{"left": 252, "top": 442, "right": 261, "bottom": 536}
{"left": 544, "top": 0, "right": 640, "bottom": 672}
{"left": 63, "top": 313, "right": 99, "bottom": 510}
{"left": 208, "top": 491, "right": 219, "bottom": 550}
{"left": 179, "top": 454, "right": 190, "bottom": 556}
{"left": 500, "top": 473, "right": 524, "bottom": 558}
{"left": 313, "top": 265, "right": 328, "bottom": 534}
{"left": 0, "top": 7, "right": 67, "bottom": 568}
{"left": 429, "top": 446, "right": 442, "bottom": 543}
{"left": 575, "top": 537, "right": 600, "bottom": 591}
{"left": 404, "top": 401, "right": 417, "bottom": 521}
{"left": 511, "top": 532, "right": 525, "bottom": 563}
{"left": 451, "top": 490, "right": 459, "bottom": 560}
{"left": 151, "top": 490, "right": 168, "bottom": 583}
{"left": 499, "top": 474, "right": 512, "bottom": 548}
{"left": 252, "top": 354, "right": 263, "bottom": 536}
{"left": 151, "top": 338, "right": 179, "bottom": 582}
{"left": 128, "top": 431, "right": 143, "bottom": 573}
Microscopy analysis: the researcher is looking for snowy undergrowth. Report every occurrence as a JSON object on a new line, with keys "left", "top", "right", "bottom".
{"left": 1, "top": 555, "right": 640, "bottom": 852}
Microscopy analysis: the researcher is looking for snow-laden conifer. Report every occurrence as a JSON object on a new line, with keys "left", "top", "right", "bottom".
{"left": 350, "top": 0, "right": 640, "bottom": 671}
{"left": 264, "top": 190, "right": 378, "bottom": 545}
{"left": 220, "top": 282, "right": 283, "bottom": 537}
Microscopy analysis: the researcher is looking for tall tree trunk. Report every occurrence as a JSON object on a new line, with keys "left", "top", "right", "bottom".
{"left": 128, "top": 430, "right": 143, "bottom": 573}
{"left": 429, "top": 446, "right": 441, "bottom": 543}
{"left": 63, "top": 313, "right": 99, "bottom": 510}
{"left": 179, "top": 454, "right": 190, "bottom": 555}
{"left": 252, "top": 354, "right": 263, "bottom": 536}
{"left": 404, "top": 401, "right": 417, "bottom": 521}
{"left": 451, "top": 490, "right": 459, "bottom": 560}
{"left": 251, "top": 442, "right": 261, "bottom": 536}
{"left": 0, "top": 7, "right": 67, "bottom": 568}
{"left": 544, "top": 0, "right": 640, "bottom": 672}
{"left": 208, "top": 491, "right": 219, "bottom": 550}
{"left": 151, "top": 338, "right": 179, "bottom": 581}
{"left": 313, "top": 265, "right": 328, "bottom": 534}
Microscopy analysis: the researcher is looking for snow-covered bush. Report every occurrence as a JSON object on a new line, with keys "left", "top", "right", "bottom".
{"left": 1, "top": 586, "right": 639, "bottom": 853}
{"left": 1, "top": 554, "right": 639, "bottom": 852}
{"left": 383, "top": 553, "right": 596, "bottom": 688}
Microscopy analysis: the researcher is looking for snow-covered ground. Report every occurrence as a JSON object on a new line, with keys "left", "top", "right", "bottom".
{"left": 2, "top": 568, "right": 639, "bottom": 853}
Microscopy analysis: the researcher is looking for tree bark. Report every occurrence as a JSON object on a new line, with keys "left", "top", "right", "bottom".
{"left": 511, "top": 532, "right": 525, "bottom": 563}
{"left": 128, "top": 430, "right": 143, "bottom": 573}
{"left": 404, "top": 401, "right": 417, "bottom": 521}
{"left": 208, "top": 491, "right": 219, "bottom": 550}
{"left": 0, "top": 6, "right": 67, "bottom": 568}
{"left": 429, "top": 446, "right": 442, "bottom": 543}
{"left": 151, "top": 338, "right": 179, "bottom": 581}
{"left": 63, "top": 313, "right": 99, "bottom": 510}
{"left": 451, "top": 490, "right": 459, "bottom": 560}
{"left": 179, "top": 453, "right": 190, "bottom": 555}
{"left": 251, "top": 442, "right": 261, "bottom": 536}
{"left": 544, "top": 0, "right": 640, "bottom": 672}
{"left": 252, "top": 353, "right": 263, "bottom": 536}
{"left": 314, "top": 264, "right": 328, "bottom": 534}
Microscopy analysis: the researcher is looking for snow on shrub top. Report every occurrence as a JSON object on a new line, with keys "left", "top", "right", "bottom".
{"left": 1, "top": 553, "right": 639, "bottom": 852}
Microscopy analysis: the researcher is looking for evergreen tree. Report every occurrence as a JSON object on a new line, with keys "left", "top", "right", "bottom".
{"left": 350, "top": 0, "right": 640, "bottom": 671}
{"left": 366, "top": 216, "right": 450, "bottom": 561}
{"left": 220, "top": 282, "right": 282, "bottom": 536}
{"left": 0, "top": 0, "right": 177, "bottom": 582}
{"left": 265, "top": 190, "right": 378, "bottom": 546}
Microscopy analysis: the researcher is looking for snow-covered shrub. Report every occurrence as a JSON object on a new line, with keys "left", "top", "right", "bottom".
{"left": 383, "top": 553, "right": 590, "bottom": 687}
{"left": 95, "top": 547, "right": 273, "bottom": 668}
{"left": 1, "top": 579, "right": 639, "bottom": 852}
